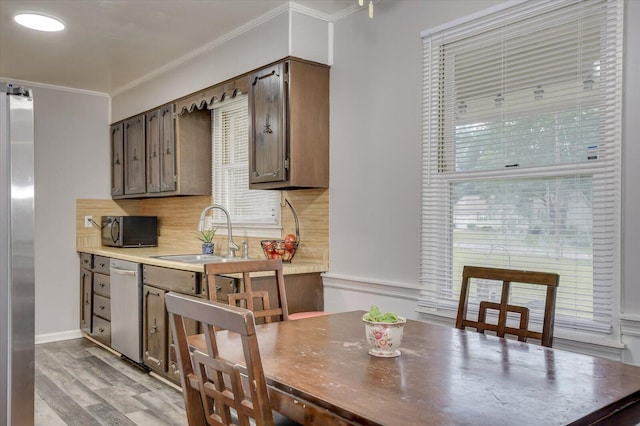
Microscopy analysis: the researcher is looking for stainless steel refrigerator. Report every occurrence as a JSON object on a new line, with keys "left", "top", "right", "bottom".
{"left": 1, "top": 82, "right": 35, "bottom": 425}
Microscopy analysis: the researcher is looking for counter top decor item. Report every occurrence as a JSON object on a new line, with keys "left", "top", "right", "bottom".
{"left": 362, "top": 305, "right": 406, "bottom": 357}
{"left": 194, "top": 227, "right": 217, "bottom": 254}
{"left": 261, "top": 199, "right": 299, "bottom": 262}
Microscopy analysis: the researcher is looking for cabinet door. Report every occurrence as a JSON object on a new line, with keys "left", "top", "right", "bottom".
{"left": 249, "top": 62, "right": 287, "bottom": 185}
{"left": 142, "top": 285, "right": 167, "bottom": 373}
{"left": 159, "top": 104, "right": 176, "bottom": 192}
{"left": 80, "top": 268, "right": 92, "bottom": 333}
{"left": 146, "top": 109, "right": 161, "bottom": 193}
{"left": 110, "top": 123, "right": 124, "bottom": 197}
{"left": 124, "top": 115, "right": 146, "bottom": 195}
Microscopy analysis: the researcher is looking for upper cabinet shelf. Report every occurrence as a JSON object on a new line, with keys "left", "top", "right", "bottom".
{"left": 248, "top": 58, "right": 329, "bottom": 190}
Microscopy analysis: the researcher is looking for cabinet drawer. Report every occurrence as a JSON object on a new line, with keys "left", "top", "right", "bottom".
{"left": 93, "top": 256, "right": 110, "bottom": 274}
{"left": 93, "top": 294, "right": 111, "bottom": 321}
{"left": 93, "top": 273, "right": 110, "bottom": 297}
{"left": 91, "top": 315, "right": 111, "bottom": 346}
{"left": 143, "top": 265, "right": 198, "bottom": 294}
{"left": 80, "top": 252, "right": 92, "bottom": 269}
{"left": 202, "top": 275, "right": 237, "bottom": 302}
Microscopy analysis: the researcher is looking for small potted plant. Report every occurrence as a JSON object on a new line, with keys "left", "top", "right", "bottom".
{"left": 362, "top": 305, "right": 406, "bottom": 358}
{"left": 194, "top": 227, "right": 217, "bottom": 254}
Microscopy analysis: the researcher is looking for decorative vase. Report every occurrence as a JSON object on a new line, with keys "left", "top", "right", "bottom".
{"left": 362, "top": 316, "right": 407, "bottom": 357}
{"left": 202, "top": 243, "right": 214, "bottom": 254}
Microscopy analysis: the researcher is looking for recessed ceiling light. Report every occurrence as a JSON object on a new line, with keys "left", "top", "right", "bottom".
{"left": 14, "top": 12, "right": 65, "bottom": 32}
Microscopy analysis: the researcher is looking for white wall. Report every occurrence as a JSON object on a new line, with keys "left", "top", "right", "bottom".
{"left": 324, "top": 0, "right": 501, "bottom": 318}
{"left": 290, "top": 11, "right": 330, "bottom": 65}
{"left": 30, "top": 85, "right": 110, "bottom": 340}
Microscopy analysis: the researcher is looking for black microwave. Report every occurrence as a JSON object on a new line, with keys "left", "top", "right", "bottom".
{"left": 101, "top": 216, "right": 158, "bottom": 247}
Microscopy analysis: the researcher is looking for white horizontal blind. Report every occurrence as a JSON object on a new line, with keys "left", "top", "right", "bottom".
{"left": 419, "top": 0, "right": 622, "bottom": 335}
{"left": 211, "top": 96, "right": 280, "bottom": 229}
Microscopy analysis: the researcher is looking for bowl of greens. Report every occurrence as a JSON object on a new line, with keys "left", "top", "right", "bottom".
{"left": 362, "top": 305, "right": 406, "bottom": 357}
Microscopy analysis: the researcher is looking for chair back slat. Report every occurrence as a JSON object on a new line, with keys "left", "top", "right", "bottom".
{"left": 455, "top": 265, "right": 559, "bottom": 347}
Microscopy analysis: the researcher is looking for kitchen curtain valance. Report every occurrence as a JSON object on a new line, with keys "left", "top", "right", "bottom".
{"left": 175, "top": 76, "right": 248, "bottom": 115}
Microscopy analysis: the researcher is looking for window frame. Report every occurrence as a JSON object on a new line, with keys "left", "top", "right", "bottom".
{"left": 210, "top": 95, "right": 281, "bottom": 239}
{"left": 418, "top": 0, "right": 623, "bottom": 340}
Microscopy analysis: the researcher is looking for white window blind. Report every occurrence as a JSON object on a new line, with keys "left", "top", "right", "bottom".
{"left": 419, "top": 0, "right": 623, "bottom": 335}
{"left": 211, "top": 96, "right": 280, "bottom": 234}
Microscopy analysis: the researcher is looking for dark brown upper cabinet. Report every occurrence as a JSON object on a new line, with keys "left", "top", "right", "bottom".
{"left": 110, "top": 123, "right": 124, "bottom": 197}
{"left": 111, "top": 104, "right": 211, "bottom": 199}
{"left": 248, "top": 58, "right": 329, "bottom": 190}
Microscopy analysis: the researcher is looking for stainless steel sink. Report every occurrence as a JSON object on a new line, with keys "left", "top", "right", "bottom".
{"left": 150, "top": 254, "right": 245, "bottom": 264}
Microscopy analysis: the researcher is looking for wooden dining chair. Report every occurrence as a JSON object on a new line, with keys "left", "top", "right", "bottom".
{"left": 205, "top": 259, "right": 289, "bottom": 323}
{"left": 166, "top": 291, "right": 277, "bottom": 426}
{"left": 204, "top": 259, "right": 329, "bottom": 323}
{"left": 455, "top": 265, "right": 560, "bottom": 347}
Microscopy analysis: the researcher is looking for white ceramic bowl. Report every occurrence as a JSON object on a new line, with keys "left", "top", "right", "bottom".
{"left": 362, "top": 316, "right": 407, "bottom": 357}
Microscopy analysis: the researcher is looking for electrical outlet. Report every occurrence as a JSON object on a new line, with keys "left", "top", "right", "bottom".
{"left": 84, "top": 216, "right": 93, "bottom": 228}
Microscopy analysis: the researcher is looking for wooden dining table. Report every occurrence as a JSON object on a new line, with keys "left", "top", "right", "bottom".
{"left": 191, "top": 311, "right": 640, "bottom": 425}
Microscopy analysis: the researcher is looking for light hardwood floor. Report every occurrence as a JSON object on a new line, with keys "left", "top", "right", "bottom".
{"left": 35, "top": 338, "right": 186, "bottom": 425}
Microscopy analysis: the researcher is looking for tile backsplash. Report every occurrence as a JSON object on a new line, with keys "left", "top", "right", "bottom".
{"left": 76, "top": 189, "right": 328, "bottom": 266}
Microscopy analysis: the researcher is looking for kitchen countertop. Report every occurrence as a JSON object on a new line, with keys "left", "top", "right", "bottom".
{"left": 79, "top": 245, "right": 327, "bottom": 275}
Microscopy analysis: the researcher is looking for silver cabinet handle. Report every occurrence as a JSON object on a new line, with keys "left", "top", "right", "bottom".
{"left": 111, "top": 267, "right": 136, "bottom": 276}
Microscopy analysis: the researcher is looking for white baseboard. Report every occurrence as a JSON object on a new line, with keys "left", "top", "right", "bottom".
{"left": 35, "top": 329, "right": 83, "bottom": 345}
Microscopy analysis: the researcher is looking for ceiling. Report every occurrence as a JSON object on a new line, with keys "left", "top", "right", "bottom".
{"left": 0, "top": 0, "right": 357, "bottom": 94}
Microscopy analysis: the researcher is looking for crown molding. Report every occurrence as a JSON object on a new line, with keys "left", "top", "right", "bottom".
{"left": 0, "top": 76, "right": 109, "bottom": 98}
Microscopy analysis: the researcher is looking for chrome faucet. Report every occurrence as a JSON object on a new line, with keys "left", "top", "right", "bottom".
{"left": 198, "top": 204, "right": 239, "bottom": 257}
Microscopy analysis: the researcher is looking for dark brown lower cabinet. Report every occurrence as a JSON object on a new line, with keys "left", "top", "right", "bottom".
{"left": 79, "top": 253, "right": 111, "bottom": 345}
{"left": 248, "top": 273, "right": 324, "bottom": 314}
{"left": 80, "top": 267, "right": 92, "bottom": 333}
{"left": 142, "top": 265, "right": 201, "bottom": 384}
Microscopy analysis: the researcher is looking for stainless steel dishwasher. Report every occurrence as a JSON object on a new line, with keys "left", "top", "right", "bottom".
{"left": 109, "top": 259, "right": 142, "bottom": 363}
